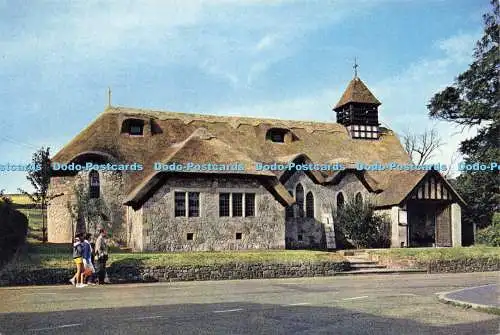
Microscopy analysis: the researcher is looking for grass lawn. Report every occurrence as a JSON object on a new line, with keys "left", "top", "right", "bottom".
{"left": 369, "top": 246, "right": 500, "bottom": 262}
{"left": 4, "top": 207, "right": 345, "bottom": 271}
{"left": 10, "top": 245, "right": 346, "bottom": 270}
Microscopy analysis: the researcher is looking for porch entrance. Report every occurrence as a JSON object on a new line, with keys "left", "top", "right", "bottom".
{"left": 407, "top": 201, "right": 452, "bottom": 247}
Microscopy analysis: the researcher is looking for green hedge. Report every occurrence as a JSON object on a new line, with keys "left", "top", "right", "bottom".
{"left": 476, "top": 221, "right": 500, "bottom": 247}
{"left": 0, "top": 203, "right": 28, "bottom": 267}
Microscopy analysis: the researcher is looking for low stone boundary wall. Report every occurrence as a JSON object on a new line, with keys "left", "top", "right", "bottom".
{"left": 372, "top": 254, "right": 499, "bottom": 273}
{"left": 424, "top": 258, "right": 500, "bottom": 273}
{"left": 0, "top": 261, "right": 351, "bottom": 286}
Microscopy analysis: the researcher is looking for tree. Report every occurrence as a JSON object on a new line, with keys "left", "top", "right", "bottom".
{"left": 428, "top": 0, "right": 499, "bottom": 230}
{"left": 402, "top": 128, "right": 445, "bottom": 165}
{"left": 67, "top": 182, "right": 110, "bottom": 238}
{"left": 332, "top": 194, "right": 390, "bottom": 249}
{"left": 18, "top": 147, "right": 51, "bottom": 242}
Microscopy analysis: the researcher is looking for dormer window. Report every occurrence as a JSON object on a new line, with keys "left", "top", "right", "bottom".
{"left": 266, "top": 128, "right": 296, "bottom": 143}
{"left": 271, "top": 132, "right": 285, "bottom": 143}
{"left": 130, "top": 124, "right": 143, "bottom": 135}
{"left": 121, "top": 119, "right": 145, "bottom": 136}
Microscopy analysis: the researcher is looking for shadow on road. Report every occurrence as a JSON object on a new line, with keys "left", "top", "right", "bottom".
{"left": 0, "top": 301, "right": 498, "bottom": 335}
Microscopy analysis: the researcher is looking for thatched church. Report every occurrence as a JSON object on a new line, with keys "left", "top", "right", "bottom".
{"left": 47, "top": 75, "right": 466, "bottom": 251}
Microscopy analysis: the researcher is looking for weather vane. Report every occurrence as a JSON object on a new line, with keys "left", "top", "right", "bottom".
{"left": 353, "top": 57, "right": 359, "bottom": 78}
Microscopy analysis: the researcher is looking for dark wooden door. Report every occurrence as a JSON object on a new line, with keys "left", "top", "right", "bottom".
{"left": 435, "top": 205, "right": 451, "bottom": 247}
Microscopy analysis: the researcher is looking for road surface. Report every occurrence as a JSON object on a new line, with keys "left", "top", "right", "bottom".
{"left": 0, "top": 272, "right": 499, "bottom": 334}
{"left": 445, "top": 284, "right": 499, "bottom": 308}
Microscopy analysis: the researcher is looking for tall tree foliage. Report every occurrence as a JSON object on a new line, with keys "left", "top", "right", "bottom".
{"left": 332, "top": 194, "right": 390, "bottom": 249}
{"left": 428, "top": 0, "right": 499, "bottom": 230}
{"left": 18, "top": 147, "right": 51, "bottom": 242}
{"left": 67, "top": 182, "right": 110, "bottom": 238}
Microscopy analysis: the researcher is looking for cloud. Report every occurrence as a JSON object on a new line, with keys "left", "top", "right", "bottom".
{"left": 208, "top": 30, "right": 482, "bottom": 175}
{"left": 436, "top": 32, "right": 479, "bottom": 63}
{"left": 255, "top": 34, "right": 279, "bottom": 52}
{"left": 1, "top": 0, "right": 397, "bottom": 96}
{"left": 0, "top": 1, "right": 485, "bottom": 192}
{"left": 369, "top": 32, "right": 481, "bottom": 171}
{"left": 208, "top": 86, "right": 343, "bottom": 121}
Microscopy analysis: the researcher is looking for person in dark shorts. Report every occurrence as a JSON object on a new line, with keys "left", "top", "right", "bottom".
{"left": 95, "top": 229, "right": 109, "bottom": 284}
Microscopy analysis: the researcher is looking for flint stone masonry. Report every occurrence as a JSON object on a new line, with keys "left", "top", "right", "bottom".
{"left": 2, "top": 258, "right": 498, "bottom": 286}
{"left": 0, "top": 262, "right": 350, "bottom": 286}
{"left": 371, "top": 254, "right": 500, "bottom": 273}
{"left": 141, "top": 175, "right": 285, "bottom": 252}
{"left": 284, "top": 171, "right": 371, "bottom": 249}
{"left": 424, "top": 258, "right": 500, "bottom": 273}
{"left": 48, "top": 170, "right": 127, "bottom": 243}
{"left": 111, "top": 262, "right": 351, "bottom": 283}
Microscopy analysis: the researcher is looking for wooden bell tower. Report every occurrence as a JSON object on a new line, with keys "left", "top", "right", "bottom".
{"left": 334, "top": 61, "right": 381, "bottom": 139}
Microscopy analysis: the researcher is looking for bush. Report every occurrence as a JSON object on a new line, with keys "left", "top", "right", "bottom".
{"left": 0, "top": 189, "right": 12, "bottom": 205}
{"left": 332, "top": 195, "right": 391, "bottom": 249}
{"left": 0, "top": 202, "right": 28, "bottom": 267}
{"left": 476, "top": 220, "right": 500, "bottom": 247}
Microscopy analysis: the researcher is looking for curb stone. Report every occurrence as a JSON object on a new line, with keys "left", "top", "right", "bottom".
{"left": 436, "top": 286, "right": 500, "bottom": 316}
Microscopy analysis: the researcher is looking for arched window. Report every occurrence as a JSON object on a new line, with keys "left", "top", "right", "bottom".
{"left": 355, "top": 192, "right": 363, "bottom": 206}
{"left": 285, "top": 190, "right": 294, "bottom": 219}
{"left": 89, "top": 170, "right": 100, "bottom": 199}
{"left": 306, "top": 191, "right": 314, "bottom": 218}
{"left": 296, "top": 183, "right": 304, "bottom": 217}
{"left": 336, "top": 192, "right": 344, "bottom": 211}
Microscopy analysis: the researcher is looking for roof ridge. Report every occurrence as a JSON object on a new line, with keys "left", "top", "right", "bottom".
{"left": 106, "top": 105, "right": 343, "bottom": 127}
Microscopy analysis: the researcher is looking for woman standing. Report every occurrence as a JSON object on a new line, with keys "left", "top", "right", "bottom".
{"left": 69, "top": 235, "right": 86, "bottom": 287}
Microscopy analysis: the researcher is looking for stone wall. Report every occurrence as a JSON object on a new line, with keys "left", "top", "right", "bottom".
{"left": 47, "top": 176, "right": 75, "bottom": 243}
{"left": 2, "top": 257, "right": 498, "bottom": 286}
{"left": 48, "top": 170, "right": 128, "bottom": 243}
{"left": 0, "top": 261, "right": 350, "bottom": 286}
{"left": 372, "top": 254, "right": 500, "bottom": 273}
{"left": 424, "top": 258, "right": 500, "bottom": 273}
{"left": 142, "top": 175, "right": 285, "bottom": 252}
{"left": 126, "top": 206, "right": 143, "bottom": 251}
{"left": 284, "top": 171, "right": 371, "bottom": 249}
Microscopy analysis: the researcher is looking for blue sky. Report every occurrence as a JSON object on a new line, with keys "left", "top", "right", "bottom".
{"left": 0, "top": 0, "right": 489, "bottom": 193}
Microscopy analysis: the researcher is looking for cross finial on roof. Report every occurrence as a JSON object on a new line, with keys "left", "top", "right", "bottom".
{"left": 353, "top": 57, "right": 359, "bottom": 78}
{"left": 107, "top": 87, "right": 112, "bottom": 107}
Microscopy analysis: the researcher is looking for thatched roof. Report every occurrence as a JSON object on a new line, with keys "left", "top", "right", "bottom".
{"left": 124, "top": 127, "right": 286, "bottom": 208}
{"left": 334, "top": 77, "right": 381, "bottom": 109}
{"left": 369, "top": 170, "right": 427, "bottom": 207}
{"left": 51, "top": 105, "right": 436, "bottom": 208}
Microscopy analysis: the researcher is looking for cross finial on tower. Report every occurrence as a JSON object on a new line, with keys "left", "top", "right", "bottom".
{"left": 353, "top": 57, "right": 359, "bottom": 78}
{"left": 107, "top": 87, "right": 112, "bottom": 107}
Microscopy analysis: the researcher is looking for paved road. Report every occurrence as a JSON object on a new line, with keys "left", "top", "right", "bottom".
{"left": 0, "top": 272, "right": 499, "bottom": 335}
{"left": 445, "top": 284, "right": 499, "bottom": 308}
